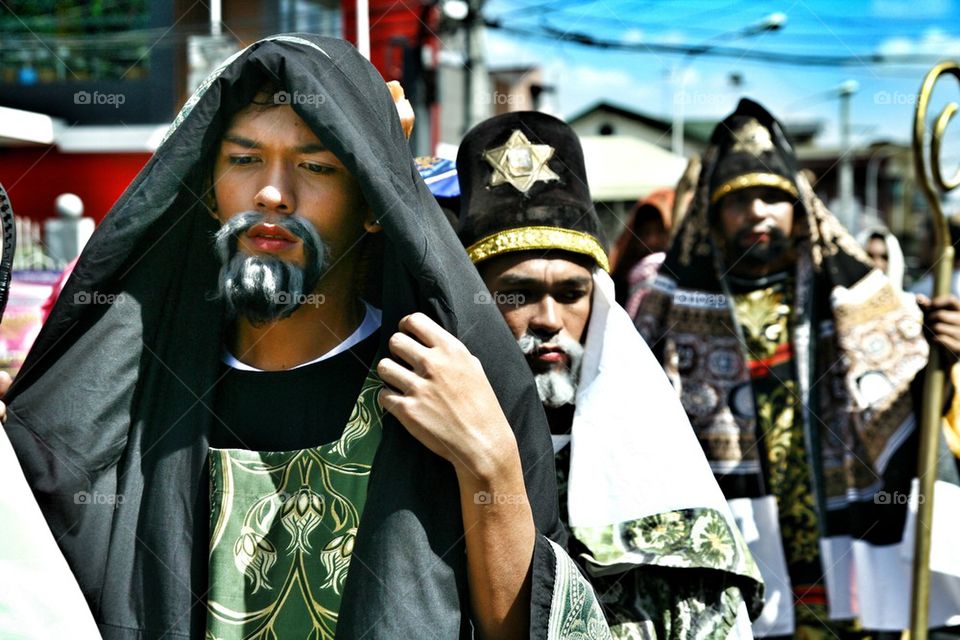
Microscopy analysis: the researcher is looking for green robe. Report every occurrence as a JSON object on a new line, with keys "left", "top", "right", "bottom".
{"left": 206, "top": 373, "right": 383, "bottom": 639}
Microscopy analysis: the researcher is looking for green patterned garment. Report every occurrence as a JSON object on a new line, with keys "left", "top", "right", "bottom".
{"left": 205, "top": 372, "right": 384, "bottom": 640}
{"left": 581, "top": 509, "right": 758, "bottom": 639}
{"left": 547, "top": 538, "right": 615, "bottom": 640}
{"left": 555, "top": 446, "right": 761, "bottom": 639}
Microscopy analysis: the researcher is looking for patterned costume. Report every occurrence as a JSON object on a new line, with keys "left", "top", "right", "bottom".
{"left": 457, "top": 111, "right": 765, "bottom": 639}
{"left": 635, "top": 99, "right": 960, "bottom": 636}
{"left": 3, "top": 35, "right": 609, "bottom": 639}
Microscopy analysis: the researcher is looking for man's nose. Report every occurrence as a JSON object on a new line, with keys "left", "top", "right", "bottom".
{"left": 747, "top": 197, "right": 770, "bottom": 220}
{"left": 529, "top": 296, "right": 564, "bottom": 337}
{"left": 254, "top": 169, "right": 296, "bottom": 214}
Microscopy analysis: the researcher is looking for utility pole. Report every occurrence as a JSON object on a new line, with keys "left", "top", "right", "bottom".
{"left": 357, "top": 0, "right": 370, "bottom": 60}
{"left": 462, "top": 0, "right": 484, "bottom": 135}
{"left": 210, "top": 0, "right": 222, "bottom": 36}
{"left": 838, "top": 80, "right": 859, "bottom": 231}
{"left": 463, "top": 1, "right": 473, "bottom": 136}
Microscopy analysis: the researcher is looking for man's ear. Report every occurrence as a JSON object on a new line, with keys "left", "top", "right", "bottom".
{"left": 363, "top": 207, "right": 382, "bottom": 233}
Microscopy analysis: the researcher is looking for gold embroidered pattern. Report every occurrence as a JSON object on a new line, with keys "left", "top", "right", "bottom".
{"left": 733, "top": 282, "right": 821, "bottom": 567}
{"left": 466, "top": 225, "right": 610, "bottom": 272}
{"left": 733, "top": 287, "right": 791, "bottom": 357}
{"left": 709, "top": 172, "right": 799, "bottom": 205}
{"left": 729, "top": 118, "right": 775, "bottom": 155}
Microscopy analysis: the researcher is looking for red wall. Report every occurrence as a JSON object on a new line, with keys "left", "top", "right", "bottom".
{"left": 1, "top": 2, "right": 441, "bottom": 225}
{"left": 0, "top": 148, "right": 151, "bottom": 224}
{"left": 342, "top": 0, "right": 437, "bottom": 80}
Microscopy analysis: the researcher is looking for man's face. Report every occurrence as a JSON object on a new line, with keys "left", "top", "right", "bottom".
{"left": 866, "top": 236, "right": 889, "bottom": 273}
{"left": 634, "top": 212, "right": 669, "bottom": 257}
{"left": 717, "top": 186, "right": 795, "bottom": 272}
{"left": 478, "top": 252, "right": 593, "bottom": 407}
{"left": 211, "top": 101, "right": 371, "bottom": 323}
{"left": 213, "top": 103, "right": 369, "bottom": 265}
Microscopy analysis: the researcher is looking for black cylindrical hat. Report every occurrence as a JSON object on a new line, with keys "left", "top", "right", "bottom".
{"left": 708, "top": 98, "right": 799, "bottom": 207}
{"left": 456, "top": 111, "right": 609, "bottom": 271}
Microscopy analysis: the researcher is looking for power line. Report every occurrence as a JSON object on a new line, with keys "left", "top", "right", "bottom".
{"left": 485, "top": 19, "right": 959, "bottom": 67}
{"left": 559, "top": 0, "right": 755, "bottom": 28}
{"left": 494, "top": 0, "right": 602, "bottom": 18}
{"left": 488, "top": 2, "right": 957, "bottom": 48}
{"left": 506, "top": 12, "right": 936, "bottom": 42}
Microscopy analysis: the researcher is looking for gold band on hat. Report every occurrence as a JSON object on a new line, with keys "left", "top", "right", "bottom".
{"left": 466, "top": 225, "right": 610, "bottom": 272}
{"left": 709, "top": 172, "right": 799, "bottom": 205}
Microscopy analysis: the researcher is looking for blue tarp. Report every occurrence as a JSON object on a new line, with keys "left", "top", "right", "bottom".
{"left": 415, "top": 156, "right": 459, "bottom": 198}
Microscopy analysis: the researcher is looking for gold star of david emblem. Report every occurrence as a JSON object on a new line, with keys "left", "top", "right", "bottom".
{"left": 483, "top": 130, "right": 560, "bottom": 193}
{"left": 730, "top": 118, "right": 774, "bottom": 156}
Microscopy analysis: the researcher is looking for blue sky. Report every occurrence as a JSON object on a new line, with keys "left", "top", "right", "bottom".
{"left": 482, "top": 0, "right": 960, "bottom": 152}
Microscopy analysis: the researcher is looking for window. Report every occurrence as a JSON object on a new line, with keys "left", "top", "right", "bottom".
{"left": 0, "top": 1, "right": 151, "bottom": 84}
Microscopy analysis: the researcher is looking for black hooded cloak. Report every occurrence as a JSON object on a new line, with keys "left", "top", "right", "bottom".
{"left": 636, "top": 98, "right": 960, "bottom": 632}
{"left": 3, "top": 35, "right": 591, "bottom": 639}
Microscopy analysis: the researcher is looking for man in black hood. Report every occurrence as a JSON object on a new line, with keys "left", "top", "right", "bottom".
{"left": 637, "top": 98, "right": 960, "bottom": 637}
{"left": 3, "top": 35, "right": 610, "bottom": 639}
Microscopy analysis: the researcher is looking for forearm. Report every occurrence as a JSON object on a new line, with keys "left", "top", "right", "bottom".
{"left": 374, "top": 314, "right": 539, "bottom": 636}
{"left": 456, "top": 440, "right": 536, "bottom": 640}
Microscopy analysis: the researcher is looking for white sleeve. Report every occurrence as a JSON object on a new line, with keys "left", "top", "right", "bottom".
{"left": 0, "top": 428, "right": 101, "bottom": 639}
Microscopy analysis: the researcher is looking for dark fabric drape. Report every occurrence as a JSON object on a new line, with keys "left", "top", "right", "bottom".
{"left": 5, "top": 34, "right": 563, "bottom": 639}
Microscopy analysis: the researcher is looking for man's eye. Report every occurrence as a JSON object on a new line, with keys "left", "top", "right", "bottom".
{"left": 303, "top": 162, "right": 335, "bottom": 174}
{"left": 558, "top": 290, "right": 588, "bottom": 303}
{"left": 228, "top": 155, "right": 258, "bottom": 165}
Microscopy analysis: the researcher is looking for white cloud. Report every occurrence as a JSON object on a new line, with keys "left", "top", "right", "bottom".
{"left": 659, "top": 30, "right": 687, "bottom": 46}
{"left": 563, "top": 63, "right": 635, "bottom": 88}
{"left": 676, "top": 66, "right": 700, "bottom": 85}
{"left": 485, "top": 31, "right": 540, "bottom": 66}
{"left": 543, "top": 58, "right": 659, "bottom": 117}
{"left": 621, "top": 28, "right": 644, "bottom": 44}
{"left": 877, "top": 27, "right": 960, "bottom": 56}
{"left": 878, "top": 37, "right": 914, "bottom": 57}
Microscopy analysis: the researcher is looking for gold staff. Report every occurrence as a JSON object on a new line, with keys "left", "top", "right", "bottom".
{"left": 910, "top": 61, "right": 960, "bottom": 640}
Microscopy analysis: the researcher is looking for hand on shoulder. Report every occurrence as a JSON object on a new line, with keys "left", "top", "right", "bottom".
{"left": 377, "top": 313, "right": 518, "bottom": 480}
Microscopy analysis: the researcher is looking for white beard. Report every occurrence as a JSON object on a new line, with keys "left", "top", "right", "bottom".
{"left": 517, "top": 332, "right": 584, "bottom": 408}
{"left": 533, "top": 368, "right": 578, "bottom": 408}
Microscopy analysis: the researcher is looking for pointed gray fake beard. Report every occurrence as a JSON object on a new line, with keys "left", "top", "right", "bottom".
{"left": 213, "top": 211, "right": 331, "bottom": 326}
{"left": 517, "top": 332, "right": 585, "bottom": 408}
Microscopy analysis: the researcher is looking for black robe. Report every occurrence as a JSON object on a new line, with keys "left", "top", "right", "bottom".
{"left": 4, "top": 34, "right": 569, "bottom": 639}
